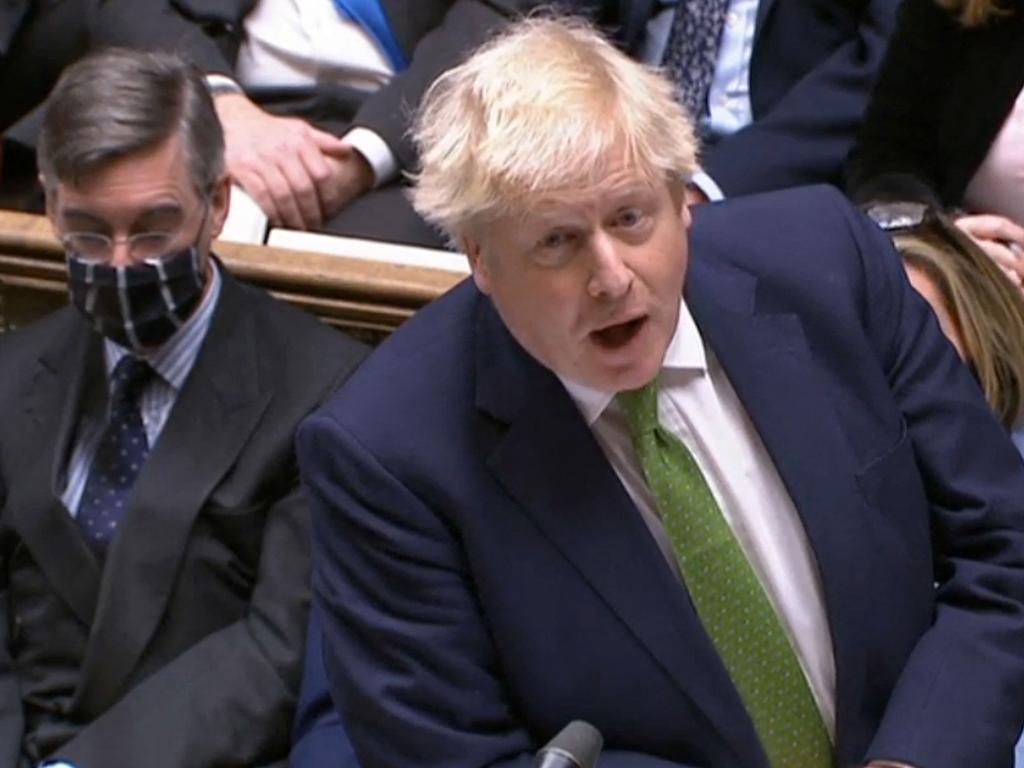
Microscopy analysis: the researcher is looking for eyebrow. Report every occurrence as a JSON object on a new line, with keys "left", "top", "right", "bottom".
{"left": 60, "top": 202, "right": 186, "bottom": 232}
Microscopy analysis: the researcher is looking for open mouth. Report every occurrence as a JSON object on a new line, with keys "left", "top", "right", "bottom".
{"left": 590, "top": 316, "right": 647, "bottom": 350}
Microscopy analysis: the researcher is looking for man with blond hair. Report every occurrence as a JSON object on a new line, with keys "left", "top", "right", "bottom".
{"left": 297, "top": 16, "right": 1024, "bottom": 768}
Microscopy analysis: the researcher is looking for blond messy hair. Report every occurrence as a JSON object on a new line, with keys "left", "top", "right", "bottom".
{"left": 409, "top": 15, "right": 699, "bottom": 241}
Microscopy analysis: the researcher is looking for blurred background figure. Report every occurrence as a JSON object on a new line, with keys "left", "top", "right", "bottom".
{"left": 847, "top": 0, "right": 1024, "bottom": 290}
{"left": 89, "top": 0, "right": 555, "bottom": 247}
{"left": 0, "top": 0, "right": 99, "bottom": 209}
{"left": 599, "top": 0, "right": 900, "bottom": 204}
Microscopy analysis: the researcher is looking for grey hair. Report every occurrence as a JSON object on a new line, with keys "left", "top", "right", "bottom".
{"left": 37, "top": 48, "right": 224, "bottom": 196}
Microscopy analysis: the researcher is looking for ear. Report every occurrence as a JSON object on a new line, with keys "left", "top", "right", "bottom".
{"left": 206, "top": 175, "right": 232, "bottom": 239}
{"left": 463, "top": 236, "right": 493, "bottom": 295}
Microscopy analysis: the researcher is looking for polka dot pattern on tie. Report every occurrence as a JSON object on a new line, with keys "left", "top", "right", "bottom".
{"left": 76, "top": 356, "right": 153, "bottom": 558}
{"left": 618, "top": 380, "right": 832, "bottom": 768}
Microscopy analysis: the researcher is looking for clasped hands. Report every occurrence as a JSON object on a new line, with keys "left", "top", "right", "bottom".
{"left": 214, "top": 92, "right": 374, "bottom": 230}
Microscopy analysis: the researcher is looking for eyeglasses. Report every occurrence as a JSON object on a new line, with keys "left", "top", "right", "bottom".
{"left": 58, "top": 204, "right": 209, "bottom": 263}
{"left": 60, "top": 231, "right": 183, "bottom": 263}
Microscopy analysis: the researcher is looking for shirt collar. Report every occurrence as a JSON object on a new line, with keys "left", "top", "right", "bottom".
{"left": 559, "top": 297, "right": 707, "bottom": 426}
{"left": 104, "top": 260, "right": 223, "bottom": 390}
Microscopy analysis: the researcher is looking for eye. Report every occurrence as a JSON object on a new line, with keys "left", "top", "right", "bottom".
{"left": 615, "top": 207, "right": 645, "bottom": 229}
{"left": 540, "top": 230, "right": 574, "bottom": 250}
{"left": 529, "top": 229, "right": 579, "bottom": 268}
{"left": 130, "top": 232, "right": 175, "bottom": 260}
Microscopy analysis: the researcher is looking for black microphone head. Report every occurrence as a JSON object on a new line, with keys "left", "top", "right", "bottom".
{"left": 536, "top": 720, "right": 604, "bottom": 768}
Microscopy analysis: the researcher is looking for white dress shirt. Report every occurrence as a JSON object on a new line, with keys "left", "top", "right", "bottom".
{"left": 558, "top": 298, "right": 837, "bottom": 736}
{"left": 643, "top": 0, "right": 759, "bottom": 201}
{"left": 234, "top": 0, "right": 399, "bottom": 184}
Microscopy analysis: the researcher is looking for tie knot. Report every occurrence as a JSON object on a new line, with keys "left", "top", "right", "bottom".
{"left": 110, "top": 356, "right": 152, "bottom": 405}
{"left": 617, "top": 380, "right": 660, "bottom": 437}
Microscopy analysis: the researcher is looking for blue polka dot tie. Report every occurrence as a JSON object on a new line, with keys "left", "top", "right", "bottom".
{"left": 618, "top": 381, "right": 832, "bottom": 768}
{"left": 77, "top": 356, "right": 153, "bottom": 559}
{"left": 662, "top": 0, "right": 730, "bottom": 124}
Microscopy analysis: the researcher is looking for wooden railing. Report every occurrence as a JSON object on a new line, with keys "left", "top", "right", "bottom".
{"left": 0, "top": 211, "right": 463, "bottom": 343}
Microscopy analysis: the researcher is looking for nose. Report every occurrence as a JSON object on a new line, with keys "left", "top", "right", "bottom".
{"left": 108, "top": 236, "right": 134, "bottom": 268}
{"left": 587, "top": 232, "right": 634, "bottom": 300}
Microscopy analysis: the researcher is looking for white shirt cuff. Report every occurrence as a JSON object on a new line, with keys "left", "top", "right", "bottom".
{"left": 691, "top": 170, "right": 725, "bottom": 202}
{"left": 205, "top": 73, "right": 244, "bottom": 96}
{"left": 343, "top": 127, "right": 397, "bottom": 187}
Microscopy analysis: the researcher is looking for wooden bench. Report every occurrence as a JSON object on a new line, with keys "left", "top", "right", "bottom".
{"left": 0, "top": 210, "right": 463, "bottom": 343}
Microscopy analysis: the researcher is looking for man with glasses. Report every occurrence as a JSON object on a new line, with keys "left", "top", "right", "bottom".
{"left": 0, "top": 48, "right": 366, "bottom": 767}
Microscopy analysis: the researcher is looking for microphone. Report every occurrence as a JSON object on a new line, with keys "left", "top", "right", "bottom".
{"left": 534, "top": 720, "right": 604, "bottom": 768}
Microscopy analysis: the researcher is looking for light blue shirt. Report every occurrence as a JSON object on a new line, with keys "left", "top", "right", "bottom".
{"left": 644, "top": 0, "right": 760, "bottom": 200}
{"left": 61, "top": 263, "right": 223, "bottom": 516}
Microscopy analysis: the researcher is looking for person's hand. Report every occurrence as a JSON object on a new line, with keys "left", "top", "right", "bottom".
{"left": 321, "top": 145, "right": 375, "bottom": 220}
{"left": 955, "top": 213, "right": 1024, "bottom": 290}
{"left": 214, "top": 93, "right": 371, "bottom": 229}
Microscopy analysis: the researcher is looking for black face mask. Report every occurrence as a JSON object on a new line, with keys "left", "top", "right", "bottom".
{"left": 66, "top": 246, "right": 207, "bottom": 351}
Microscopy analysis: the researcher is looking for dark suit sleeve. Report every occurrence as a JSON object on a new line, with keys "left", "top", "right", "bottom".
{"left": 0, "top": 349, "right": 25, "bottom": 767}
{"left": 298, "top": 415, "right": 696, "bottom": 768}
{"left": 701, "top": 0, "right": 899, "bottom": 196}
{"left": 51, "top": 483, "right": 311, "bottom": 767}
{"left": 835, "top": 201, "right": 1024, "bottom": 766}
{"left": 0, "top": 532, "right": 24, "bottom": 767}
{"left": 90, "top": 0, "right": 254, "bottom": 74}
{"left": 844, "top": 0, "right": 956, "bottom": 205}
{"left": 289, "top": 603, "right": 361, "bottom": 768}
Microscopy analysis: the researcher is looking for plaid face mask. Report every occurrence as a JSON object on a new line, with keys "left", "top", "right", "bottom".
{"left": 65, "top": 246, "right": 206, "bottom": 351}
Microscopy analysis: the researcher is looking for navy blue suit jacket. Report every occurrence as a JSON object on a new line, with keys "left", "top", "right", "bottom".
{"left": 290, "top": 604, "right": 360, "bottom": 768}
{"left": 590, "top": 0, "right": 899, "bottom": 196}
{"left": 297, "top": 186, "right": 1024, "bottom": 768}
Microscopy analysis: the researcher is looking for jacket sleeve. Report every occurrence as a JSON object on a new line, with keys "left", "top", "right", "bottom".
{"left": 702, "top": 0, "right": 900, "bottom": 196}
{"left": 835, "top": 198, "right": 1024, "bottom": 766}
{"left": 0, "top": 538, "right": 24, "bottom": 768}
{"left": 90, "top": 0, "right": 254, "bottom": 74}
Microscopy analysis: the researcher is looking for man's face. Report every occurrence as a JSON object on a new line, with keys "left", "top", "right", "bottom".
{"left": 46, "top": 133, "right": 229, "bottom": 271}
{"left": 466, "top": 167, "right": 691, "bottom": 392}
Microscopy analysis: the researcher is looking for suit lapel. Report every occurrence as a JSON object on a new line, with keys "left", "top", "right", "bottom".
{"left": 475, "top": 300, "right": 764, "bottom": 766}
{"left": 6, "top": 313, "right": 103, "bottom": 628}
{"left": 685, "top": 257, "right": 869, "bottom": 760}
{"left": 74, "top": 277, "right": 274, "bottom": 713}
{"left": 755, "top": 0, "right": 775, "bottom": 32}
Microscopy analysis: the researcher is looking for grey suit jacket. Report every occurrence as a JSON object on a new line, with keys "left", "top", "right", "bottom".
{"left": 0, "top": 270, "right": 366, "bottom": 767}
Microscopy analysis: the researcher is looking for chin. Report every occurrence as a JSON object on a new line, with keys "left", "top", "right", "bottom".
{"left": 581, "top": 356, "right": 662, "bottom": 393}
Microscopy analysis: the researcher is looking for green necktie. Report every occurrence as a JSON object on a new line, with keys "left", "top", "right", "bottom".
{"left": 618, "top": 381, "right": 832, "bottom": 768}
